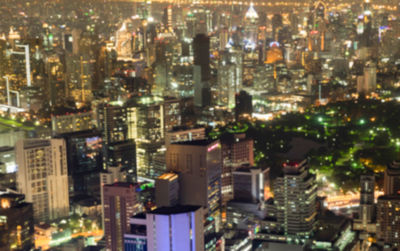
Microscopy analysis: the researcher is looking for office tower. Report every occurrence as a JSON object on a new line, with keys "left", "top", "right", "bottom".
{"left": 235, "top": 91, "right": 253, "bottom": 120}
{"left": 353, "top": 175, "right": 376, "bottom": 240}
{"left": 57, "top": 130, "right": 103, "bottom": 199}
{"left": 124, "top": 205, "right": 204, "bottom": 251}
{"left": 193, "top": 34, "right": 211, "bottom": 82}
{"left": 51, "top": 112, "right": 93, "bottom": 135}
{"left": 155, "top": 172, "right": 179, "bottom": 207}
{"left": 16, "top": 139, "right": 69, "bottom": 222}
{"left": 273, "top": 160, "right": 317, "bottom": 236}
{"left": 217, "top": 61, "right": 239, "bottom": 109}
{"left": 165, "top": 127, "right": 206, "bottom": 145}
{"left": 359, "top": 175, "right": 375, "bottom": 225}
{"left": 103, "top": 182, "right": 141, "bottom": 251}
{"left": 115, "top": 20, "right": 134, "bottom": 59}
{"left": 0, "top": 192, "right": 34, "bottom": 250}
{"left": 105, "top": 140, "right": 136, "bottom": 183}
{"left": 232, "top": 167, "right": 269, "bottom": 203}
{"left": 221, "top": 134, "right": 254, "bottom": 203}
{"left": 126, "top": 96, "right": 165, "bottom": 178}
{"left": 97, "top": 102, "right": 128, "bottom": 145}
{"left": 377, "top": 195, "right": 400, "bottom": 246}
{"left": 357, "top": 62, "right": 377, "bottom": 95}
{"left": 166, "top": 140, "right": 222, "bottom": 229}
{"left": 163, "top": 97, "right": 182, "bottom": 134}
{"left": 384, "top": 161, "right": 400, "bottom": 195}
{"left": 244, "top": 3, "right": 259, "bottom": 47}
{"left": 192, "top": 34, "right": 212, "bottom": 108}
{"left": 100, "top": 166, "right": 127, "bottom": 231}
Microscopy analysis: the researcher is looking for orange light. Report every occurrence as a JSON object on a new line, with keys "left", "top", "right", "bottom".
{"left": 1, "top": 199, "right": 10, "bottom": 209}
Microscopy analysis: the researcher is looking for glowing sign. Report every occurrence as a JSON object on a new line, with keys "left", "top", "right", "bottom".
{"left": 207, "top": 143, "right": 220, "bottom": 152}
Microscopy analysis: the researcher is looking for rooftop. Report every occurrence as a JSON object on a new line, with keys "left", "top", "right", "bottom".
{"left": 104, "top": 182, "right": 138, "bottom": 188}
{"left": 132, "top": 212, "right": 146, "bottom": 219}
{"left": 172, "top": 139, "right": 216, "bottom": 146}
{"left": 150, "top": 205, "right": 202, "bottom": 215}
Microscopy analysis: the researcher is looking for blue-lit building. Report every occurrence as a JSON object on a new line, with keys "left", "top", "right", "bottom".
{"left": 124, "top": 205, "right": 204, "bottom": 251}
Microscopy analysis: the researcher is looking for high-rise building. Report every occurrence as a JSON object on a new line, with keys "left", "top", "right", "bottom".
{"left": 357, "top": 62, "right": 376, "bottom": 95}
{"left": 273, "top": 160, "right": 317, "bottom": 236}
{"left": 124, "top": 205, "right": 204, "bottom": 251}
{"left": 235, "top": 91, "right": 253, "bottom": 120}
{"left": 244, "top": 3, "right": 259, "bottom": 48}
{"left": 377, "top": 195, "right": 400, "bottom": 246}
{"left": 193, "top": 34, "right": 211, "bottom": 82}
{"left": 105, "top": 140, "right": 136, "bottom": 183}
{"left": 163, "top": 97, "right": 182, "bottom": 134}
{"left": 16, "top": 139, "right": 69, "bottom": 222}
{"left": 359, "top": 175, "right": 375, "bottom": 226}
{"left": 56, "top": 130, "right": 103, "bottom": 199}
{"left": 102, "top": 182, "right": 141, "bottom": 251}
{"left": 384, "top": 161, "right": 400, "bottom": 195}
{"left": 97, "top": 102, "right": 128, "bottom": 145}
{"left": 126, "top": 96, "right": 165, "bottom": 178}
{"left": 221, "top": 134, "right": 254, "bottom": 203}
{"left": 353, "top": 175, "right": 377, "bottom": 240}
{"left": 232, "top": 167, "right": 269, "bottom": 203}
{"left": 0, "top": 192, "right": 34, "bottom": 250}
{"left": 155, "top": 172, "right": 179, "bottom": 207}
{"left": 217, "top": 62, "right": 239, "bottom": 109}
{"left": 166, "top": 140, "right": 222, "bottom": 229}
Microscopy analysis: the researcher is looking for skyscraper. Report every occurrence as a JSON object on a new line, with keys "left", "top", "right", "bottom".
{"left": 221, "top": 134, "right": 254, "bottom": 203}
{"left": 97, "top": 102, "right": 128, "bottom": 145}
{"left": 126, "top": 96, "right": 165, "bottom": 178}
{"left": 353, "top": 175, "right": 377, "bottom": 242}
{"left": 16, "top": 139, "right": 70, "bottom": 222}
{"left": 193, "top": 34, "right": 211, "bottom": 82}
{"left": 103, "top": 182, "right": 141, "bottom": 251}
{"left": 166, "top": 140, "right": 222, "bottom": 229}
{"left": 359, "top": 175, "right": 375, "bottom": 226}
{"left": 56, "top": 129, "right": 103, "bottom": 199}
{"left": 273, "top": 160, "right": 317, "bottom": 236}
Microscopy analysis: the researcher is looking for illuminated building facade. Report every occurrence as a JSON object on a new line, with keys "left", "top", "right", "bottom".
{"left": 273, "top": 160, "right": 317, "bottom": 236}
{"left": 124, "top": 205, "right": 204, "bottom": 251}
{"left": 51, "top": 112, "right": 93, "bottom": 135}
{"left": 353, "top": 176, "right": 376, "bottom": 235}
{"left": 16, "top": 139, "right": 70, "bottom": 222}
{"left": 97, "top": 102, "right": 128, "bottom": 145}
{"left": 103, "top": 182, "right": 141, "bottom": 251}
{"left": 0, "top": 192, "right": 34, "bottom": 251}
{"left": 217, "top": 62, "right": 239, "bottom": 110}
{"left": 165, "top": 127, "right": 206, "bottom": 145}
{"left": 377, "top": 195, "right": 400, "bottom": 246}
{"left": 244, "top": 3, "right": 259, "bottom": 50}
{"left": 126, "top": 96, "right": 165, "bottom": 178}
